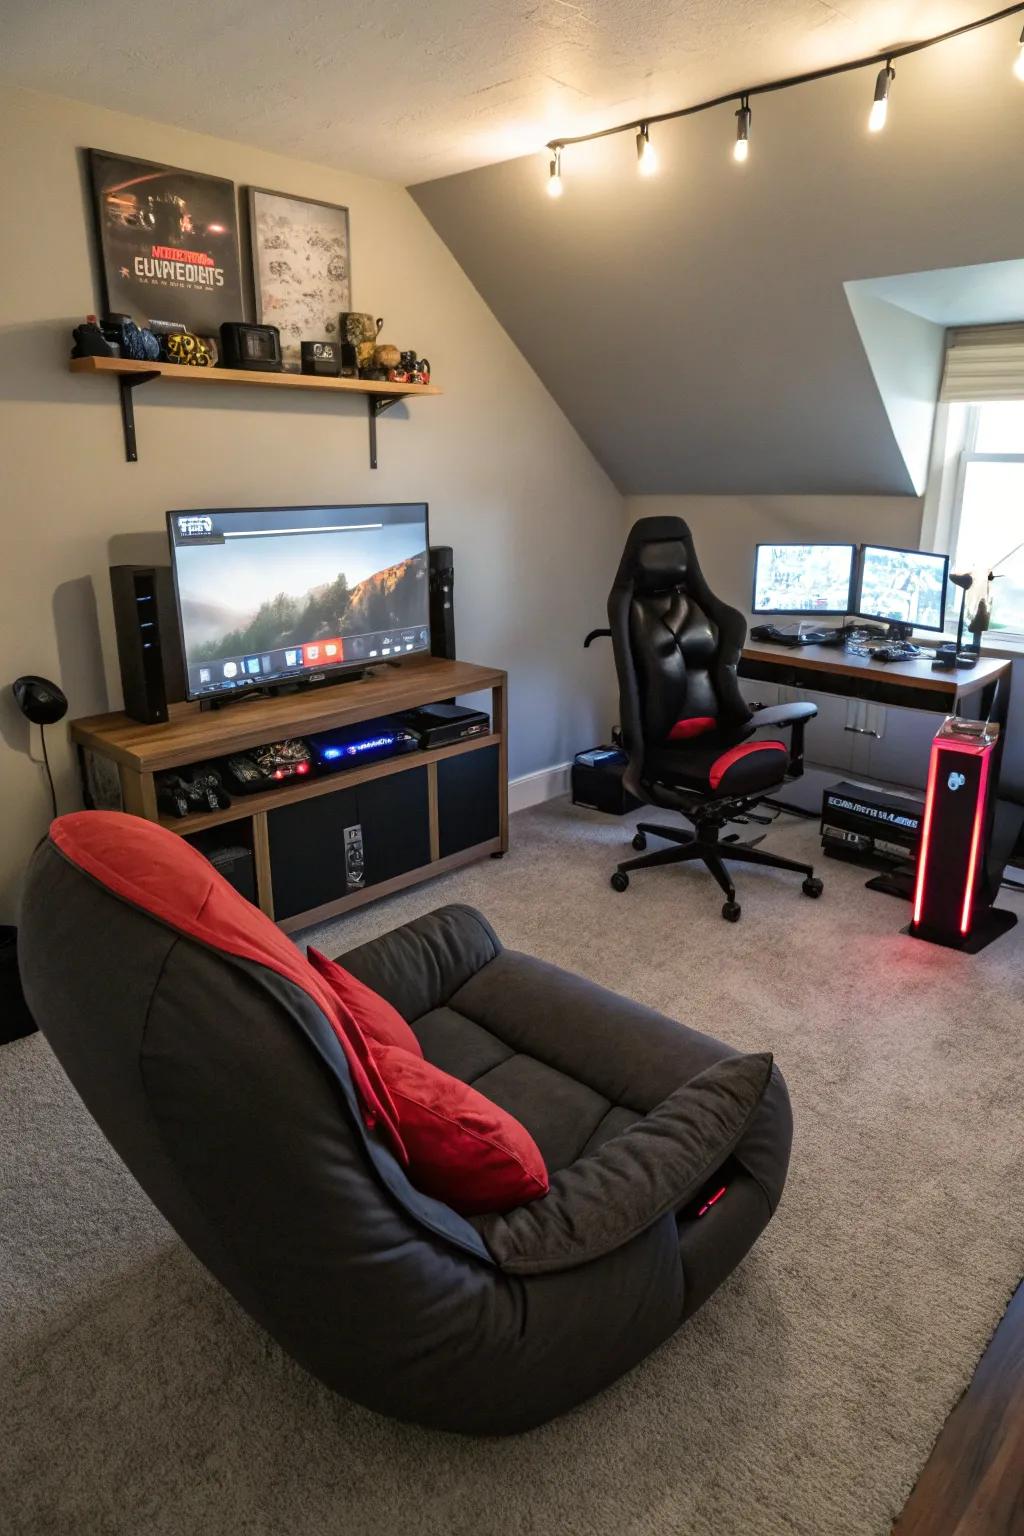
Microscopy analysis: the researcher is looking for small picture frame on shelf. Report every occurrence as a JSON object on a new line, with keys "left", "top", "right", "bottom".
{"left": 247, "top": 188, "right": 352, "bottom": 371}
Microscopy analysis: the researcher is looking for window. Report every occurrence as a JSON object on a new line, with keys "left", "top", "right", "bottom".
{"left": 947, "top": 402, "right": 1024, "bottom": 643}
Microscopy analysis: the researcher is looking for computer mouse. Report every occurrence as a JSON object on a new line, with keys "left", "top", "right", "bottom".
{"left": 12, "top": 675, "right": 68, "bottom": 725}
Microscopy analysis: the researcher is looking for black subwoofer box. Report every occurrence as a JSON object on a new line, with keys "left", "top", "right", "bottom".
{"left": 572, "top": 748, "right": 641, "bottom": 815}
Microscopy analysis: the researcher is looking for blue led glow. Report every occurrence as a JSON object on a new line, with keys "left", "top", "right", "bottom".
{"left": 321, "top": 733, "right": 398, "bottom": 763}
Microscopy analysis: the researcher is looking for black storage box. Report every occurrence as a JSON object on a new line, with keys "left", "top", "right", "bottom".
{"left": 820, "top": 780, "right": 923, "bottom": 869}
{"left": 1, "top": 925, "right": 37, "bottom": 1044}
{"left": 572, "top": 747, "right": 641, "bottom": 816}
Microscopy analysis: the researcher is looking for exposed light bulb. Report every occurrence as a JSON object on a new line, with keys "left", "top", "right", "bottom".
{"left": 1015, "top": 26, "right": 1024, "bottom": 80}
{"left": 869, "top": 63, "right": 894, "bottom": 132}
{"left": 733, "top": 100, "right": 751, "bottom": 163}
{"left": 547, "top": 148, "right": 563, "bottom": 198}
{"left": 636, "top": 124, "right": 657, "bottom": 176}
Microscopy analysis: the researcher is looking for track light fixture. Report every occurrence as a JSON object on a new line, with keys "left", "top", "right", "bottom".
{"left": 733, "top": 97, "right": 751, "bottom": 161}
{"left": 543, "top": 3, "right": 1024, "bottom": 198}
{"left": 636, "top": 123, "right": 657, "bottom": 175}
{"left": 869, "top": 60, "right": 895, "bottom": 132}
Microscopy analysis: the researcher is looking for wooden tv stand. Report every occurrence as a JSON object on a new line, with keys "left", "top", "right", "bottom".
{"left": 70, "top": 657, "right": 508, "bottom": 933}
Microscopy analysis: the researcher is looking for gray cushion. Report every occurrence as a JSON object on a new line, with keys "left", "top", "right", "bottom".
{"left": 475, "top": 1052, "right": 773, "bottom": 1274}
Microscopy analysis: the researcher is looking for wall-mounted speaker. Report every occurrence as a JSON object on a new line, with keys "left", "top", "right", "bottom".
{"left": 109, "top": 566, "right": 186, "bottom": 725}
{"left": 428, "top": 545, "right": 455, "bottom": 661}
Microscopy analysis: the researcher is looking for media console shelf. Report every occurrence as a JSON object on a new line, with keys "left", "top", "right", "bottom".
{"left": 69, "top": 355, "right": 442, "bottom": 467}
{"left": 71, "top": 656, "right": 508, "bottom": 933}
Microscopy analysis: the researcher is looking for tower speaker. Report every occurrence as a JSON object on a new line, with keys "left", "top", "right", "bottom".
{"left": 109, "top": 565, "right": 186, "bottom": 725}
{"left": 428, "top": 545, "right": 455, "bottom": 661}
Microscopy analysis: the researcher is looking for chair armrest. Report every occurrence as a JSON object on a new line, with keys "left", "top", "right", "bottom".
{"left": 334, "top": 904, "right": 502, "bottom": 1022}
{"left": 750, "top": 702, "right": 817, "bottom": 728}
{"left": 475, "top": 1052, "right": 773, "bottom": 1274}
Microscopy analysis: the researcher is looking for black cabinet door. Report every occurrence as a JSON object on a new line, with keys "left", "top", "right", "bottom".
{"left": 268, "top": 769, "right": 432, "bottom": 921}
{"left": 437, "top": 746, "right": 500, "bottom": 859}
{"left": 268, "top": 787, "right": 359, "bottom": 920}
{"left": 357, "top": 769, "right": 431, "bottom": 886}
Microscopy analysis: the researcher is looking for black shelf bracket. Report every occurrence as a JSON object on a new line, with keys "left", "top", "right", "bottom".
{"left": 367, "top": 394, "right": 402, "bottom": 469}
{"left": 118, "top": 371, "right": 160, "bottom": 462}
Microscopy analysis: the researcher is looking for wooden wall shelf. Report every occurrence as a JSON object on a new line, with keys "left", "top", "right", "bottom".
{"left": 71, "top": 657, "right": 508, "bottom": 933}
{"left": 69, "top": 355, "right": 442, "bottom": 467}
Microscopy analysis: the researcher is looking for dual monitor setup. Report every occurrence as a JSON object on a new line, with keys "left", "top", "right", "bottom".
{"left": 751, "top": 541, "right": 950, "bottom": 651}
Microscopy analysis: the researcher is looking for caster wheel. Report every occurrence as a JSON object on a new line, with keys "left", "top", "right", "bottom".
{"left": 631, "top": 831, "right": 648, "bottom": 851}
{"left": 610, "top": 871, "right": 630, "bottom": 893}
{"left": 802, "top": 877, "right": 824, "bottom": 899}
{"left": 722, "top": 900, "right": 741, "bottom": 923}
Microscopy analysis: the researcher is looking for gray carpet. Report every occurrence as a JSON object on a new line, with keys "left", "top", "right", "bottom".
{"left": 3, "top": 799, "right": 1024, "bottom": 1536}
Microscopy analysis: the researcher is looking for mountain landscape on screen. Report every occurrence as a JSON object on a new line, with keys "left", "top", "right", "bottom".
{"left": 185, "top": 552, "right": 428, "bottom": 663}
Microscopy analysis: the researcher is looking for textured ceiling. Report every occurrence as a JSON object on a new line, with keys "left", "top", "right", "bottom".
{"left": 413, "top": 20, "right": 1024, "bottom": 494}
{"left": 0, "top": 0, "right": 1003, "bottom": 183}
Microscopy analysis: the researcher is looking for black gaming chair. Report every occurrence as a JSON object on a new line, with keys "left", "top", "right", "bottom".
{"left": 600, "top": 517, "right": 823, "bottom": 922}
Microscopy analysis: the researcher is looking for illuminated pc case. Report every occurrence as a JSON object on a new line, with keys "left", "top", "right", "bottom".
{"left": 909, "top": 716, "right": 1017, "bottom": 952}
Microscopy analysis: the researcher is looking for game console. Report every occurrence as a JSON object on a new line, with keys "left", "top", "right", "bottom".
{"left": 396, "top": 703, "right": 489, "bottom": 748}
{"left": 309, "top": 717, "right": 419, "bottom": 773}
{"left": 219, "top": 739, "right": 313, "bottom": 793}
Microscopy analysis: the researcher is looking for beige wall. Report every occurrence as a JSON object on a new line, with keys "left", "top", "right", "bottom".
{"left": 0, "top": 84, "right": 624, "bottom": 920}
{"left": 623, "top": 495, "right": 924, "bottom": 620}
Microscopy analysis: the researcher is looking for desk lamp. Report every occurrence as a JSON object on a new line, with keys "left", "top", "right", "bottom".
{"left": 932, "top": 571, "right": 975, "bottom": 670}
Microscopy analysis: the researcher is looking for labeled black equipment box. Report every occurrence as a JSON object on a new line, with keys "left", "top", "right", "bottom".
{"left": 309, "top": 717, "right": 419, "bottom": 773}
{"left": 572, "top": 747, "right": 641, "bottom": 816}
{"left": 820, "top": 780, "right": 923, "bottom": 868}
{"left": 397, "top": 703, "right": 490, "bottom": 749}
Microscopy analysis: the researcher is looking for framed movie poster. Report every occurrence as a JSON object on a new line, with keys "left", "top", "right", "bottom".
{"left": 89, "top": 149, "right": 243, "bottom": 335}
{"left": 248, "top": 188, "right": 351, "bottom": 370}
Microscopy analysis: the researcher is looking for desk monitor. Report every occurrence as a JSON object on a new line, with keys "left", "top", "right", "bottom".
{"left": 167, "top": 503, "right": 430, "bottom": 701}
{"left": 855, "top": 544, "right": 949, "bottom": 634}
{"left": 751, "top": 543, "right": 856, "bottom": 616}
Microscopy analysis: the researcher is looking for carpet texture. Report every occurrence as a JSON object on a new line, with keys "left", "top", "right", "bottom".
{"left": 3, "top": 800, "right": 1023, "bottom": 1536}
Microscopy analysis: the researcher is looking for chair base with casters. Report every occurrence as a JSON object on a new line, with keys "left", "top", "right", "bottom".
{"left": 610, "top": 791, "right": 824, "bottom": 921}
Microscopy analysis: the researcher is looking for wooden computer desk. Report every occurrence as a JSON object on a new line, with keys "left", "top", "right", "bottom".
{"left": 739, "top": 640, "right": 1010, "bottom": 717}
{"left": 738, "top": 640, "right": 1012, "bottom": 813}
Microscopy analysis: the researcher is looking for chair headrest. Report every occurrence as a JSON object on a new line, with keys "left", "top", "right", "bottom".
{"left": 633, "top": 538, "right": 691, "bottom": 595}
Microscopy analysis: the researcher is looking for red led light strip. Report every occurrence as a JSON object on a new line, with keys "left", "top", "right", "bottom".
{"left": 697, "top": 1185, "right": 727, "bottom": 1217}
{"left": 912, "top": 743, "right": 941, "bottom": 928}
{"left": 960, "top": 747, "right": 992, "bottom": 935}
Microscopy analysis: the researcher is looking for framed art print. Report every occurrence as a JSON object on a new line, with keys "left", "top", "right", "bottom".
{"left": 248, "top": 187, "right": 352, "bottom": 370}
{"left": 88, "top": 149, "right": 243, "bottom": 334}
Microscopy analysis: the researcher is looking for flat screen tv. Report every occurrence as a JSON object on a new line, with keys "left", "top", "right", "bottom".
{"left": 166, "top": 503, "right": 430, "bottom": 701}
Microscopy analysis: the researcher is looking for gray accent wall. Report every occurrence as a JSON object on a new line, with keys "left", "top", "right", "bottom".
{"left": 413, "top": 24, "right": 1024, "bottom": 496}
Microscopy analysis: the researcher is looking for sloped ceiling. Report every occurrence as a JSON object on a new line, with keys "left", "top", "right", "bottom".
{"left": 413, "top": 21, "right": 1024, "bottom": 495}
{"left": 0, "top": 0, "right": 1002, "bottom": 184}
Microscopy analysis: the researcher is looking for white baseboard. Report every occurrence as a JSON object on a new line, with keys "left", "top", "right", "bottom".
{"left": 508, "top": 761, "right": 572, "bottom": 815}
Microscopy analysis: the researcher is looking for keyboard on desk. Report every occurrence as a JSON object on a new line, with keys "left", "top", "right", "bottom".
{"left": 749, "top": 624, "right": 842, "bottom": 647}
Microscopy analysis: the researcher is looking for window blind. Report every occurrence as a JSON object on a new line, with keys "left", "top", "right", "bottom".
{"left": 941, "top": 324, "right": 1024, "bottom": 403}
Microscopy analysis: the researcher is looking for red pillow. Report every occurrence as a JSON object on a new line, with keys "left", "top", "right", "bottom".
{"left": 49, "top": 812, "right": 406, "bottom": 1162}
{"left": 371, "top": 1044, "right": 549, "bottom": 1216}
{"left": 668, "top": 715, "right": 716, "bottom": 741}
{"left": 307, "top": 948, "right": 423, "bottom": 1057}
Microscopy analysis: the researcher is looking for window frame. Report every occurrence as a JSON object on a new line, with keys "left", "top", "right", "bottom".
{"left": 923, "top": 401, "right": 1024, "bottom": 649}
